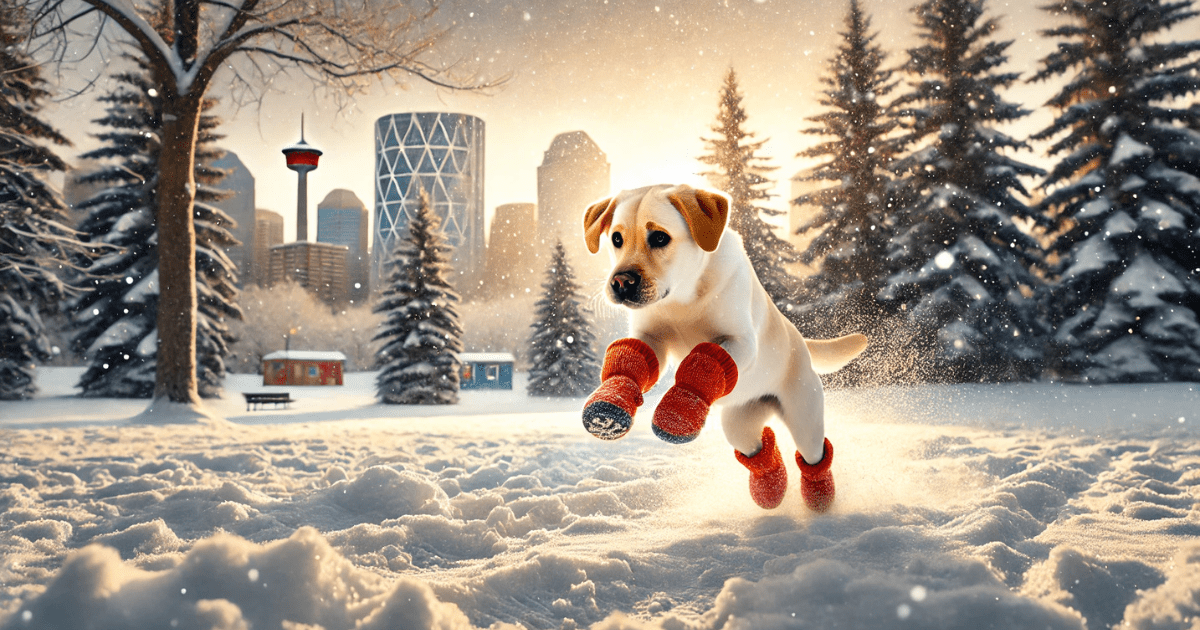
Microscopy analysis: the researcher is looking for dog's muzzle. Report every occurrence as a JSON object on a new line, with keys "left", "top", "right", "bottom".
{"left": 609, "top": 270, "right": 643, "bottom": 304}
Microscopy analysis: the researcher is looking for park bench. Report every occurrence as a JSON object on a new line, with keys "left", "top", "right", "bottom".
{"left": 243, "top": 392, "right": 294, "bottom": 411}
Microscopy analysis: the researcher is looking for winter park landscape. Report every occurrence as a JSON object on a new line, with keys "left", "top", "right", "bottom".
{"left": 2, "top": 369, "right": 1199, "bottom": 630}
{"left": 4, "top": 0, "right": 1200, "bottom": 626}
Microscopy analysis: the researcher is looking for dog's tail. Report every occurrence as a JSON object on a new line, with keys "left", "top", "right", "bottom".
{"left": 805, "top": 334, "right": 868, "bottom": 374}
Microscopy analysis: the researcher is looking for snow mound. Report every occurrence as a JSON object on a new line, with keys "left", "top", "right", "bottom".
{"left": 3, "top": 527, "right": 508, "bottom": 630}
{"left": 2, "top": 374, "right": 1198, "bottom": 628}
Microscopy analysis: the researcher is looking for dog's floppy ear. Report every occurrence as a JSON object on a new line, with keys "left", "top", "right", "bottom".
{"left": 668, "top": 188, "right": 729, "bottom": 252}
{"left": 583, "top": 197, "right": 616, "bottom": 254}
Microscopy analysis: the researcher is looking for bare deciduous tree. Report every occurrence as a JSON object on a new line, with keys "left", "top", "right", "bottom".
{"left": 228, "top": 282, "right": 382, "bottom": 374}
{"left": 24, "top": 0, "right": 498, "bottom": 411}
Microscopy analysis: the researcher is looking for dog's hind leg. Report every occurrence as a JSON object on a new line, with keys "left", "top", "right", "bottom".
{"left": 776, "top": 370, "right": 826, "bottom": 466}
{"left": 724, "top": 397, "right": 788, "bottom": 509}
{"left": 777, "top": 371, "right": 836, "bottom": 512}
{"left": 720, "top": 396, "right": 779, "bottom": 456}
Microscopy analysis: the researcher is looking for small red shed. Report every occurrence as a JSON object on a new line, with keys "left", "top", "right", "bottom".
{"left": 263, "top": 351, "right": 346, "bottom": 386}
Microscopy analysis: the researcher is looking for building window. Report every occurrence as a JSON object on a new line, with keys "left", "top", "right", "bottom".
{"left": 461, "top": 364, "right": 473, "bottom": 381}
{"left": 486, "top": 365, "right": 499, "bottom": 381}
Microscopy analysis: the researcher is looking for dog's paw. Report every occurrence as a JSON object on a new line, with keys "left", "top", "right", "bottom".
{"left": 651, "top": 424, "right": 699, "bottom": 444}
{"left": 797, "top": 438, "right": 836, "bottom": 512}
{"left": 582, "top": 374, "right": 643, "bottom": 440}
{"left": 583, "top": 400, "right": 633, "bottom": 440}
{"left": 651, "top": 386, "right": 708, "bottom": 443}
{"left": 736, "top": 427, "right": 788, "bottom": 509}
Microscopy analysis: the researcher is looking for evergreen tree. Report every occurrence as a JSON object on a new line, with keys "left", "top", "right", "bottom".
{"left": 880, "top": 0, "right": 1047, "bottom": 382}
{"left": 374, "top": 191, "right": 463, "bottom": 404}
{"left": 699, "top": 68, "right": 801, "bottom": 314}
{"left": 527, "top": 240, "right": 600, "bottom": 397}
{"left": 0, "top": 2, "right": 90, "bottom": 399}
{"left": 795, "top": 0, "right": 900, "bottom": 338}
{"left": 1031, "top": 0, "right": 1200, "bottom": 382}
{"left": 68, "top": 56, "right": 241, "bottom": 398}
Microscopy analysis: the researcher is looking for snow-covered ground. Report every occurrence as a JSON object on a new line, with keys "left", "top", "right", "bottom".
{"left": 1, "top": 368, "right": 1198, "bottom": 630}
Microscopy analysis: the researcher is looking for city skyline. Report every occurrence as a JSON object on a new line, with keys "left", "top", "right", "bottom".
{"left": 40, "top": 0, "right": 1067, "bottom": 253}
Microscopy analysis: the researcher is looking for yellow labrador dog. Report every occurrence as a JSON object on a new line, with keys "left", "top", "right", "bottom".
{"left": 580, "top": 183, "right": 866, "bottom": 511}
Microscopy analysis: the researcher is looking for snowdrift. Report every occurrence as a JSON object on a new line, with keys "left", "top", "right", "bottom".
{"left": 0, "top": 369, "right": 1197, "bottom": 629}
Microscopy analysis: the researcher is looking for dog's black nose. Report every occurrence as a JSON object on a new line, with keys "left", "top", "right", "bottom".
{"left": 610, "top": 270, "right": 641, "bottom": 302}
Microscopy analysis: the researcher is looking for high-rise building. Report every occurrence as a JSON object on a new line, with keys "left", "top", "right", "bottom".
{"left": 374, "top": 112, "right": 485, "bottom": 294}
{"left": 211, "top": 151, "right": 256, "bottom": 286}
{"left": 268, "top": 241, "right": 350, "bottom": 305}
{"left": 252, "top": 209, "right": 284, "bottom": 286}
{"left": 282, "top": 118, "right": 322, "bottom": 242}
{"left": 536, "top": 131, "right": 610, "bottom": 282}
{"left": 483, "top": 202, "right": 539, "bottom": 299}
{"left": 317, "top": 189, "right": 370, "bottom": 303}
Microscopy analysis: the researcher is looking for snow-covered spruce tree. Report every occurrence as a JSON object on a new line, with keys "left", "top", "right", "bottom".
{"left": 374, "top": 191, "right": 463, "bottom": 404}
{"left": 880, "top": 0, "right": 1047, "bottom": 382}
{"left": 699, "top": 68, "right": 802, "bottom": 315}
{"left": 1031, "top": 0, "right": 1200, "bottom": 382}
{"left": 794, "top": 0, "right": 900, "bottom": 339}
{"left": 0, "top": 2, "right": 90, "bottom": 399}
{"left": 68, "top": 58, "right": 241, "bottom": 398}
{"left": 527, "top": 240, "right": 600, "bottom": 397}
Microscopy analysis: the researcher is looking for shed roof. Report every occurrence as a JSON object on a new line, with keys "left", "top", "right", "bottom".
{"left": 263, "top": 351, "right": 347, "bottom": 361}
{"left": 460, "top": 352, "right": 516, "bottom": 363}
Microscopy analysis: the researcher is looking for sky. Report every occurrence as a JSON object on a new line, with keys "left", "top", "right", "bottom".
{"left": 41, "top": 0, "right": 1066, "bottom": 246}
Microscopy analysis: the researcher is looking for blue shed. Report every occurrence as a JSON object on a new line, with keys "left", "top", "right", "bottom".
{"left": 459, "top": 352, "right": 515, "bottom": 390}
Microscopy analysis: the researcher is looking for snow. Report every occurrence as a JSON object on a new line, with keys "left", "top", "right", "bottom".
{"left": 136, "top": 329, "right": 157, "bottom": 357}
{"left": 1139, "top": 200, "right": 1187, "bottom": 232}
{"left": 460, "top": 353, "right": 516, "bottom": 363}
{"left": 1113, "top": 254, "right": 1185, "bottom": 309}
{"left": 1105, "top": 211, "right": 1137, "bottom": 237}
{"left": 122, "top": 269, "right": 158, "bottom": 304}
{"left": 1147, "top": 163, "right": 1200, "bottom": 197}
{"left": 1110, "top": 133, "right": 1154, "bottom": 165}
{"left": 1, "top": 368, "right": 1199, "bottom": 630}
{"left": 263, "top": 351, "right": 348, "bottom": 362}
{"left": 84, "top": 319, "right": 146, "bottom": 356}
{"left": 1062, "top": 234, "right": 1119, "bottom": 278}
{"left": 1077, "top": 198, "right": 1110, "bottom": 220}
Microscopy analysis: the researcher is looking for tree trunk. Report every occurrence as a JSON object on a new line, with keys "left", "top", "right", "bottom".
{"left": 154, "top": 93, "right": 202, "bottom": 405}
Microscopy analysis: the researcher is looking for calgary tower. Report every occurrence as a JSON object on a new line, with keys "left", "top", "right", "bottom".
{"left": 281, "top": 115, "right": 322, "bottom": 241}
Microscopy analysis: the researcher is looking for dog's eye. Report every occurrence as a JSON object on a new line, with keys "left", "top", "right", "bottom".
{"left": 612, "top": 232, "right": 623, "bottom": 248}
{"left": 648, "top": 231, "right": 671, "bottom": 248}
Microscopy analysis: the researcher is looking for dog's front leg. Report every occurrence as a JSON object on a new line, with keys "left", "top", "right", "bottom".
{"left": 581, "top": 338, "right": 663, "bottom": 440}
{"left": 651, "top": 341, "right": 741, "bottom": 444}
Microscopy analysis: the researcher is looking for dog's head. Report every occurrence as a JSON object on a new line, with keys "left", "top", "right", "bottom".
{"left": 582, "top": 184, "right": 729, "bottom": 308}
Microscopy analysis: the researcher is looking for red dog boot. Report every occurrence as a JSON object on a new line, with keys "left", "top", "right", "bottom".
{"left": 652, "top": 342, "right": 738, "bottom": 443}
{"left": 797, "top": 438, "right": 835, "bottom": 512}
{"left": 734, "top": 427, "right": 788, "bottom": 509}
{"left": 582, "top": 338, "right": 660, "bottom": 440}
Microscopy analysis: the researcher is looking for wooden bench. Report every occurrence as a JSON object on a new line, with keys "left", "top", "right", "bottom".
{"left": 243, "top": 392, "right": 294, "bottom": 411}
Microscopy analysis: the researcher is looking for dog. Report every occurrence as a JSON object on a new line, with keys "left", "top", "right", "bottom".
{"left": 580, "top": 183, "right": 867, "bottom": 511}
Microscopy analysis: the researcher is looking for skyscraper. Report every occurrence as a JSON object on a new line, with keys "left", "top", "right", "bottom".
{"left": 483, "top": 202, "right": 539, "bottom": 299}
{"left": 268, "top": 241, "right": 350, "bottom": 305}
{"left": 374, "top": 112, "right": 485, "bottom": 294}
{"left": 211, "top": 151, "right": 256, "bottom": 286}
{"left": 536, "top": 131, "right": 610, "bottom": 282}
{"left": 252, "top": 209, "right": 284, "bottom": 287}
{"left": 317, "top": 189, "right": 370, "bottom": 303}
